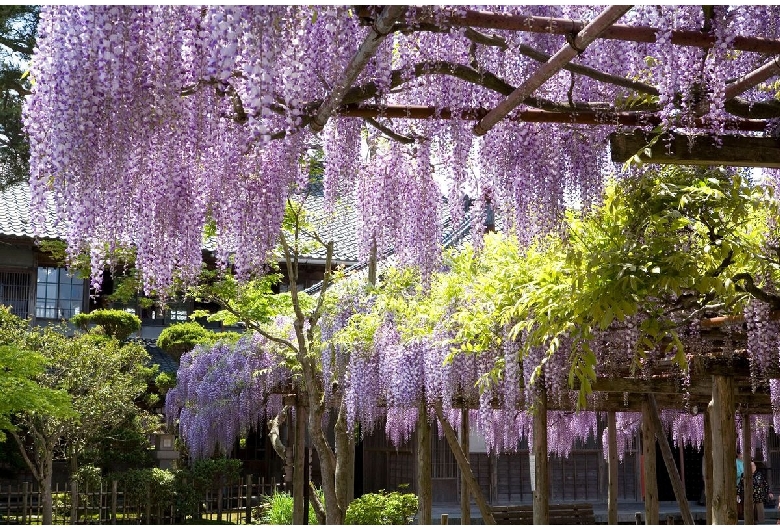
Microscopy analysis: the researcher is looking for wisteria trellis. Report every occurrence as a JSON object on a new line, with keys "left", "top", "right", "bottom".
{"left": 24, "top": 4, "right": 780, "bottom": 482}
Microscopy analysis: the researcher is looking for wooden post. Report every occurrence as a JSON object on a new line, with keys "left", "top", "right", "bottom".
{"left": 441, "top": 513, "right": 449, "bottom": 525}
{"left": 111, "top": 480, "right": 117, "bottom": 525}
{"left": 532, "top": 385, "right": 549, "bottom": 525}
{"left": 293, "top": 404, "right": 306, "bottom": 525}
{"left": 710, "top": 375, "right": 737, "bottom": 524}
{"left": 22, "top": 481, "right": 28, "bottom": 525}
{"left": 742, "top": 412, "right": 753, "bottom": 525}
{"left": 70, "top": 481, "right": 78, "bottom": 524}
{"left": 635, "top": 511, "right": 642, "bottom": 524}
{"left": 245, "top": 474, "right": 253, "bottom": 524}
{"left": 607, "top": 410, "right": 619, "bottom": 525}
{"left": 417, "top": 402, "right": 433, "bottom": 525}
{"left": 461, "top": 407, "right": 470, "bottom": 525}
{"left": 646, "top": 395, "right": 693, "bottom": 525}
{"left": 703, "top": 406, "right": 713, "bottom": 525}
{"left": 641, "top": 399, "right": 658, "bottom": 525}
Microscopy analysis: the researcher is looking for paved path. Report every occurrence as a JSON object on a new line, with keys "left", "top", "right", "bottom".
{"left": 426, "top": 501, "right": 780, "bottom": 524}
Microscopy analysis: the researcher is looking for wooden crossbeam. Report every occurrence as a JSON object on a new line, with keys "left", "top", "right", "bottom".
{"left": 725, "top": 56, "right": 780, "bottom": 100}
{"left": 339, "top": 104, "right": 768, "bottom": 131}
{"left": 310, "top": 5, "right": 407, "bottom": 132}
{"left": 417, "top": 8, "right": 780, "bottom": 55}
{"left": 610, "top": 130, "right": 780, "bottom": 168}
{"left": 473, "top": 5, "right": 633, "bottom": 135}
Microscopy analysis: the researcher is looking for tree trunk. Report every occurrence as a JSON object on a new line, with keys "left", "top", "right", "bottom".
{"left": 710, "top": 375, "right": 737, "bottom": 524}
{"left": 417, "top": 403, "right": 432, "bottom": 525}
{"left": 293, "top": 404, "right": 306, "bottom": 525}
{"left": 641, "top": 399, "right": 658, "bottom": 525}
{"left": 335, "top": 399, "right": 355, "bottom": 513}
{"left": 532, "top": 385, "right": 548, "bottom": 525}
{"left": 41, "top": 450, "right": 54, "bottom": 525}
{"left": 607, "top": 410, "right": 618, "bottom": 525}
{"left": 433, "top": 402, "right": 496, "bottom": 525}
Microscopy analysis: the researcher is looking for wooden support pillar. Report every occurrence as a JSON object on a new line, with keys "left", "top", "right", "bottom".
{"left": 532, "top": 385, "right": 549, "bottom": 525}
{"left": 607, "top": 411, "right": 619, "bottom": 525}
{"left": 641, "top": 399, "right": 658, "bottom": 525}
{"left": 742, "top": 412, "right": 754, "bottom": 525}
{"left": 646, "top": 395, "right": 693, "bottom": 525}
{"left": 703, "top": 405, "right": 713, "bottom": 525}
{"left": 418, "top": 403, "right": 432, "bottom": 525}
{"left": 293, "top": 404, "right": 306, "bottom": 525}
{"left": 461, "top": 408, "right": 470, "bottom": 525}
{"left": 710, "top": 375, "right": 737, "bottom": 524}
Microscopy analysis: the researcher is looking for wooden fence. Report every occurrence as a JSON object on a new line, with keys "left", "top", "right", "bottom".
{"left": 0, "top": 475, "right": 280, "bottom": 524}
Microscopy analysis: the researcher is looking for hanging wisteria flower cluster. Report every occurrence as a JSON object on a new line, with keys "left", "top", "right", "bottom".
{"left": 25, "top": 6, "right": 780, "bottom": 294}
{"left": 165, "top": 334, "right": 290, "bottom": 459}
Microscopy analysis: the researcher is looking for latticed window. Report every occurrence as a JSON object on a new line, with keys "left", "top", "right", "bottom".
{"left": 0, "top": 271, "right": 32, "bottom": 318}
{"left": 35, "top": 267, "right": 84, "bottom": 320}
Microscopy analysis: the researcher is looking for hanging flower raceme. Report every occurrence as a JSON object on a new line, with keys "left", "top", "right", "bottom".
{"left": 165, "top": 334, "right": 290, "bottom": 459}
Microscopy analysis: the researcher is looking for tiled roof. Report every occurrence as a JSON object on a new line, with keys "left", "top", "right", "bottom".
{"left": 0, "top": 183, "right": 62, "bottom": 239}
{"left": 0, "top": 181, "right": 360, "bottom": 264}
{"left": 138, "top": 338, "right": 179, "bottom": 374}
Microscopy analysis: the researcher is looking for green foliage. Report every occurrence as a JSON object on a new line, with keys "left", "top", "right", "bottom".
{"left": 188, "top": 270, "right": 312, "bottom": 329}
{"left": 110, "top": 467, "right": 178, "bottom": 512}
{"left": 191, "top": 458, "right": 241, "bottom": 495}
{"left": 0, "top": 307, "right": 75, "bottom": 440}
{"left": 345, "top": 490, "right": 418, "bottom": 525}
{"left": 155, "top": 371, "right": 177, "bottom": 393}
{"left": 156, "top": 322, "right": 240, "bottom": 360}
{"left": 0, "top": 6, "right": 37, "bottom": 190}
{"left": 73, "top": 464, "right": 102, "bottom": 491}
{"left": 254, "top": 489, "right": 320, "bottom": 525}
{"left": 71, "top": 309, "right": 142, "bottom": 341}
{"left": 346, "top": 166, "right": 780, "bottom": 408}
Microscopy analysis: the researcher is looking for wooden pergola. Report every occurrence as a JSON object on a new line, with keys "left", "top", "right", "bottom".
{"left": 300, "top": 5, "right": 780, "bottom": 525}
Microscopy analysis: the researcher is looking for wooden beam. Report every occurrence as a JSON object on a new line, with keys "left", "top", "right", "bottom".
{"left": 711, "top": 375, "right": 737, "bottom": 524}
{"left": 310, "top": 5, "right": 406, "bottom": 132}
{"left": 473, "top": 5, "right": 633, "bottom": 135}
{"left": 742, "top": 412, "right": 754, "bottom": 525}
{"left": 641, "top": 399, "right": 659, "bottom": 525}
{"left": 607, "top": 411, "right": 619, "bottom": 525}
{"left": 704, "top": 405, "right": 713, "bottom": 524}
{"left": 293, "top": 405, "right": 306, "bottom": 525}
{"left": 433, "top": 401, "right": 496, "bottom": 525}
{"left": 417, "top": 402, "right": 432, "bottom": 525}
{"left": 610, "top": 130, "right": 780, "bottom": 168}
{"left": 339, "top": 104, "right": 768, "bottom": 132}
{"left": 533, "top": 385, "right": 549, "bottom": 525}
{"left": 427, "top": 9, "right": 780, "bottom": 55}
{"left": 647, "top": 395, "right": 694, "bottom": 525}
{"left": 725, "top": 56, "right": 780, "bottom": 100}
{"left": 461, "top": 408, "right": 470, "bottom": 525}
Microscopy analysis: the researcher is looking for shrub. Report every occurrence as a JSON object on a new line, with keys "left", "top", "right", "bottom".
{"left": 345, "top": 490, "right": 418, "bottom": 525}
{"left": 254, "top": 490, "right": 319, "bottom": 525}
{"left": 109, "top": 467, "right": 177, "bottom": 513}
{"left": 191, "top": 458, "right": 241, "bottom": 496}
{"left": 71, "top": 309, "right": 141, "bottom": 341}
{"left": 156, "top": 322, "right": 212, "bottom": 360}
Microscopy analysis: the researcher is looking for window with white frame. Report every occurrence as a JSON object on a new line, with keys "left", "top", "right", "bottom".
{"left": 35, "top": 267, "right": 84, "bottom": 320}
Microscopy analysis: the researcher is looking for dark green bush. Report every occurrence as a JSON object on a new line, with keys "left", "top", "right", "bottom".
{"left": 156, "top": 322, "right": 212, "bottom": 360}
{"left": 345, "top": 490, "right": 418, "bottom": 525}
{"left": 191, "top": 458, "right": 241, "bottom": 496}
{"left": 71, "top": 309, "right": 141, "bottom": 341}
{"left": 109, "top": 467, "right": 177, "bottom": 513}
